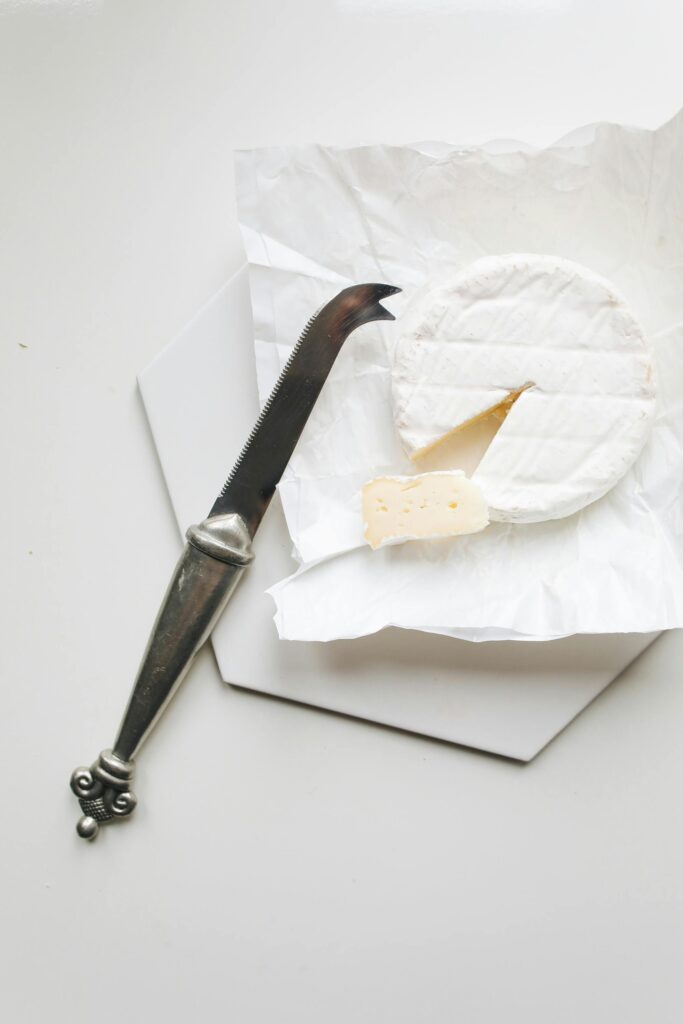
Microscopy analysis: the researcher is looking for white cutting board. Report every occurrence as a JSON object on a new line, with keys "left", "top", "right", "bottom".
{"left": 138, "top": 268, "right": 657, "bottom": 761}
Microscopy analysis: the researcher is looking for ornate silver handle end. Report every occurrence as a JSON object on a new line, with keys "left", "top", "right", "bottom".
{"left": 70, "top": 750, "right": 136, "bottom": 839}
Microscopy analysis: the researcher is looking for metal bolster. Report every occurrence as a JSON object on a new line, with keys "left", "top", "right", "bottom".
{"left": 186, "top": 513, "right": 254, "bottom": 565}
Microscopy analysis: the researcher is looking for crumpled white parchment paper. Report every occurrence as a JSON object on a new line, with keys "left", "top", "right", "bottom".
{"left": 235, "top": 110, "right": 683, "bottom": 641}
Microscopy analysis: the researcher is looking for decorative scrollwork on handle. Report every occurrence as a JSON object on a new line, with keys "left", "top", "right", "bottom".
{"left": 70, "top": 750, "right": 136, "bottom": 839}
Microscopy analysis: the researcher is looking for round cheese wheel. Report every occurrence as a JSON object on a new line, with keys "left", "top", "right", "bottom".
{"left": 392, "top": 254, "right": 656, "bottom": 523}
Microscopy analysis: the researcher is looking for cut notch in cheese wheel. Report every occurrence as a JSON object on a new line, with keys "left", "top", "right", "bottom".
{"left": 410, "top": 382, "right": 535, "bottom": 461}
{"left": 362, "top": 471, "right": 489, "bottom": 550}
{"left": 392, "top": 254, "right": 657, "bottom": 524}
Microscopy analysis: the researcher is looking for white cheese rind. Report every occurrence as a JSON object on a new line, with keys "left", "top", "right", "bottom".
{"left": 392, "top": 254, "right": 657, "bottom": 523}
{"left": 362, "top": 471, "right": 489, "bottom": 550}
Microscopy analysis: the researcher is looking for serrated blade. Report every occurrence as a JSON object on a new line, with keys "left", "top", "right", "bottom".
{"left": 208, "top": 282, "right": 401, "bottom": 534}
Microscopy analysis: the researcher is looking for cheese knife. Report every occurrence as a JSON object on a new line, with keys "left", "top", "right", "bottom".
{"left": 70, "top": 283, "right": 400, "bottom": 839}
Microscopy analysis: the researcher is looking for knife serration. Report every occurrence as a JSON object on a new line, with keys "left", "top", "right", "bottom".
{"left": 209, "top": 283, "right": 400, "bottom": 534}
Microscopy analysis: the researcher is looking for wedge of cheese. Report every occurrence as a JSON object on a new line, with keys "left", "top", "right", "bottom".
{"left": 362, "top": 471, "right": 489, "bottom": 550}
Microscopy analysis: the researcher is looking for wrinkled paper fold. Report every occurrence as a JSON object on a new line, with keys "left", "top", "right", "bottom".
{"left": 235, "top": 111, "right": 683, "bottom": 641}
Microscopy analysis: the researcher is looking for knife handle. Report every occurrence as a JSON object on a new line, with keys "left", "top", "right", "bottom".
{"left": 69, "top": 513, "right": 253, "bottom": 840}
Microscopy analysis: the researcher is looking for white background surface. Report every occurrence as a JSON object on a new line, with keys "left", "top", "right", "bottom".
{"left": 2, "top": 2, "right": 683, "bottom": 1022}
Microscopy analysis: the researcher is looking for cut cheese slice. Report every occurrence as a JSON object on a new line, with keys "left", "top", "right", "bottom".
{"left": 392, "top": 254, "right": 656, "bottom": 524}
{"left": 362, "top": 471, "right": 489, "bottom": 550}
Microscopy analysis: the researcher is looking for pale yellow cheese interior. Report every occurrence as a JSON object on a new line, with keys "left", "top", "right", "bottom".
{"left": 363, "top": 472, "right": 489, "bottom": 550}
{"left": 411, "top": 383, "right": 534, "bottom": 470}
